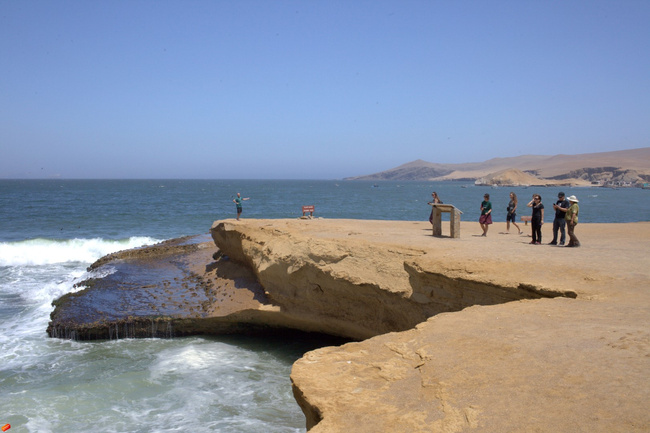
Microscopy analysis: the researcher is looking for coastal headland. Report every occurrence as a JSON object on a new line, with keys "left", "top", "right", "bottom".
{"left": 346, "top": 147, "right": 650, "bottom": 188}
{"left": 48, "top": 218, "right": 650, "bottom": 432}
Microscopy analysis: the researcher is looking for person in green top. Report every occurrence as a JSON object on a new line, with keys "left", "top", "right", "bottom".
{"left": 479, "top": 193, "right": 493, "bottom": 237}
{"left": 233, "top": 192, "right": 250, "bottom": 221}
{"left": 562, "top": 195, "right": 580, "bottom": 247}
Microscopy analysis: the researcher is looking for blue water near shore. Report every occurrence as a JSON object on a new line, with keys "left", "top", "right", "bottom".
{"left": 1, "top": 179, "right": 649, "bottom": 432}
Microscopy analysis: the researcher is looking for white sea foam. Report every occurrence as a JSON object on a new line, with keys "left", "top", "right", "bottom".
{"left": 143, "top": 341, "right": 301, "bottom": 432}
{"left": 0, "top": 237, "right": 158, "bottom": 348}
{"left": 0, "top": 230, "right": 305, "bottom": 432}
{"left": 0, "top": 237, "right": 160, "bottom": 266}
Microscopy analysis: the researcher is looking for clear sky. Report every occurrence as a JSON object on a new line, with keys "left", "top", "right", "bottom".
{"left": 1, "top": 1, "right": 649, "bottom": 179}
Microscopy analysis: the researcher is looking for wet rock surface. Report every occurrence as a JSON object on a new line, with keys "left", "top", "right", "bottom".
{"left": 47, "top": 235, "right": 272, "bottom": 339}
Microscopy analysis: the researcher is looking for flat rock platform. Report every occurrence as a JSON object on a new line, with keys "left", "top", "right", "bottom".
{"left": 280, "top": 219, "right": 650, "bottom": 433}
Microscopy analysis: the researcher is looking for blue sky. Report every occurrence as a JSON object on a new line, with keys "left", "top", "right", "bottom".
{"left": 1, "top": 1, "right": 649, "bottom": 179}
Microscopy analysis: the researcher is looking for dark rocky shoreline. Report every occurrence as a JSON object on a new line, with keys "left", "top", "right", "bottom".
{"left": 47, "top": 234, "right": 275, "bottom": 340}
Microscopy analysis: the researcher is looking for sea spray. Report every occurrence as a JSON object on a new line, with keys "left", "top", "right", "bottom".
{"left": 0, "top": 237, "right": 160, "bottom": 266}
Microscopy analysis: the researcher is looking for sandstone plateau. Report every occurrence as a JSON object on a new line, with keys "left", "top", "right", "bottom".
{"left": 48, "top": 218, "right": 650, "bottom": 432}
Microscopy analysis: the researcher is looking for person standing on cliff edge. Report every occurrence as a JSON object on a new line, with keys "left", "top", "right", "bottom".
{"left": 506, "top": 191, "right": 522, "bottom": 234}
{"left": 561, "top": 195, "right": 580, "bottom": 247}
{"left": 233, "top": 193, "right": 249, "bottom": 220}
{"left": 428, "top": 192, "right": 442, "bottom": 225}
{"left": 527, "top": 194, "right": 544, "bottom": 244}
{"left": 549, "top": 192, "right": 570, "bottom": 245}
{"left": 479, "top": 193, "right": 492, "bottom": 236}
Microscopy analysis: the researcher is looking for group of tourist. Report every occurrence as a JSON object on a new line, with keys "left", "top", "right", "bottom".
{"left": 430, "top": 191, "right": 581, "bottom": 247}
{"left": 479, "top": 191, "right": 580, "bottom": 246}
{"left": 238, "top": 188, "right": 581, "bottom": 247}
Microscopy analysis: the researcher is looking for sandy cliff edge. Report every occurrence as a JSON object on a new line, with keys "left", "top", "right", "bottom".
{"left": 210, "top": 218, "right": 649, "bottom": 433}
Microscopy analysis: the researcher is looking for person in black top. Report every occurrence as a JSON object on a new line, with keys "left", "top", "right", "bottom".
{"left": 549, "top": 192, "right": 570, "bottom": 245}
{"left": 527, "top": 194, "right": 544, "bottom": 244}
{"left": 506, "top": 192, "right": 522, "bottom": 234}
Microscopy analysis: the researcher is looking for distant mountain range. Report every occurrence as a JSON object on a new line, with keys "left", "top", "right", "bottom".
{"left": 345, "top": 147, "right": 650, "bottom": 187}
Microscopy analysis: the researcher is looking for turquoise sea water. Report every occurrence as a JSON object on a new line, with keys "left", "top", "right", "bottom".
{"left": 1, "top": 179, "right": 648, "bottom": 432}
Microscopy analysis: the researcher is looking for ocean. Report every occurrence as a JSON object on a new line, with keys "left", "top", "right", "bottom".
{"left": 1, "top": 179, "right": 648, "bottom": 432}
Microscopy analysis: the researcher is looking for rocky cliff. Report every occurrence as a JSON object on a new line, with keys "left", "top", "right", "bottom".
{"left": 49, "top": 219, "right": 565, "bottom": 340}
{"left": 210, "top": 219, "right": 649, "bottom": 432}
{"left": 48, "top": 219, "right": 650, "bottom": 432}
{"left": 284, "top": 220, "right": 650, "bottom": 433}
{"left": 209, "top": 219, "right": 573, "bottom": 340}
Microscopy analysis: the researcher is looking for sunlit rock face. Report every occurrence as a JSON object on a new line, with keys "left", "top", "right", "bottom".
{"left": 214, "top": 219, "right": 650, "bottom": 433}
{"left": 209, "top": 219, "right": 570, "bottom": 340}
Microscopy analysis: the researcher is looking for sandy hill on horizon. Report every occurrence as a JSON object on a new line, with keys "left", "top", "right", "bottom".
{"left": 476, "top": 168, "right": 554, "bottom": 187}
{"left": 346, "top": 147, "right": 650, "bottom": 187}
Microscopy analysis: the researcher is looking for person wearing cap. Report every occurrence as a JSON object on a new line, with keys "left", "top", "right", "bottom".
{"left": 549, "top": 192, "right": 570, "bottom": 245}
{"left": 561, "top": 195, "right": 580, "bottom": 247}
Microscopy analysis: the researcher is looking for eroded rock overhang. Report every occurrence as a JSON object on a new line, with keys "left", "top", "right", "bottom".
{"left": 209, "top": 219, "right": 576, "bottom": 340}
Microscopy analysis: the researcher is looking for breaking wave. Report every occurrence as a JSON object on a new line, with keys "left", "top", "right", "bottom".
{"left": 0, "top": 237, "right": 161, "bottom": 266}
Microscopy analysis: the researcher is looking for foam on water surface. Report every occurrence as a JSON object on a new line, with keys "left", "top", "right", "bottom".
{"left": 0, "top": 237, "right": 160, "bottom": 266}
{"left": 0, "top": 233, "right": 308, "bottom": 432}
